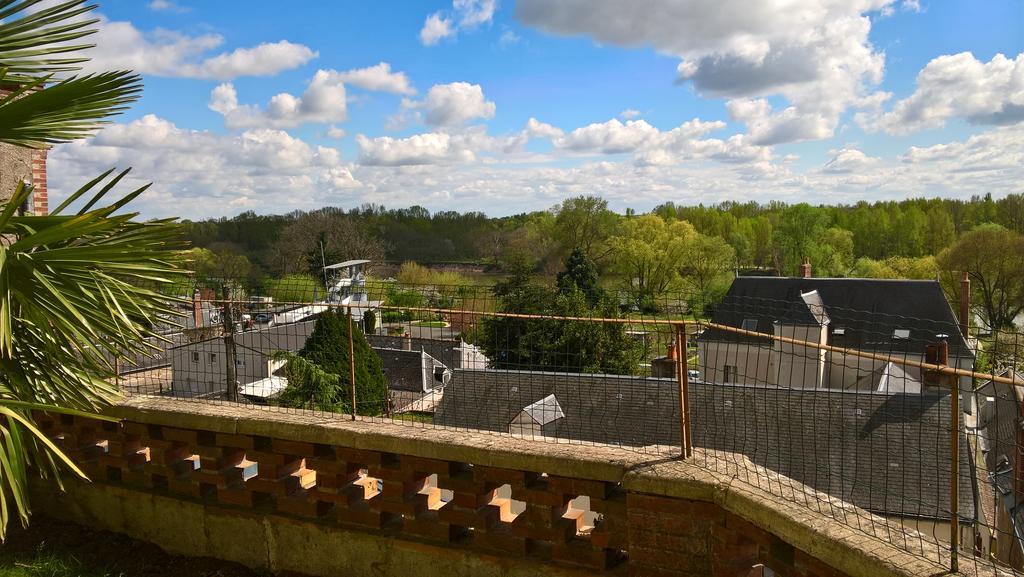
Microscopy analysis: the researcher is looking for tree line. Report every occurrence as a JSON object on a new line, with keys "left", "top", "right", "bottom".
{"left": 185, "top": 193, "right": 1024, "bottom": 329}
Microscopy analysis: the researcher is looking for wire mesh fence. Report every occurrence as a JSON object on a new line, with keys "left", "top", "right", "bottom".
{"left": 110, "top": 271, "right": 1024, "bottom": 574}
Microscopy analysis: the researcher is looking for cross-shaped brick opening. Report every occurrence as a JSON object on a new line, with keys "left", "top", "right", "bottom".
{"left": 417, "top": 473, "right": 454, "bottom": 511}
{"left": 354, "top": 467, "right": 382, "bottom": 500}
{"left": 489, "top": 483, "right": 526, "bottom": 523}
{"left": 562, "top": 495, "right": 603, "bottom": 537}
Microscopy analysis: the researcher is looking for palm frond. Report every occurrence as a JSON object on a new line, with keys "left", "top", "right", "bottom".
{"left": 0, "top": 173, "right": 188, "bottom": 538}
{"left": 0, "top": 0, "right": 98, "bottom": 82}
{"left": 0, "top": 70, "right": 142, "bottom": 148}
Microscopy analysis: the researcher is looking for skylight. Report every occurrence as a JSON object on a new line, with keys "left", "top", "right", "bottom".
{"left": 892, "top": 329, "right": 911, "bottom": 340}
{"left": 741, "top": 318, "right": 758, "bottom": 331}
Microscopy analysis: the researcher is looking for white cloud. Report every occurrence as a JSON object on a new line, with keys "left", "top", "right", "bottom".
{"left": 515, "top": 0, "right": 895, "bottom": 144}
{"left": 858, "top": 52, "right": 1024, "bottom": 134}
{"left": 619, "top": 108, "right": 642, "bottom": 120}
{"left": 420, "top": 0, "right": 497, "bottom": 46}
{"left": 335, "top": 62, "right": 416, "bottom": 95}
{"left": 356, "top": 133, "right": 477, "bottom": 166}
{"left": 498, "top": 29, "right": 522, "bottom": 48}
{"left": 50, "top": 116, "right": 1024, "bottom": 220}
{"left": 148, "top": 0, "right": 188, "bottom": 12}
{"left": 48, "top": 115, "right": 355, "bottom": 218}
{"left": 209, "top": 71, "right": 347, "bottom": 130}
{"left": 557, "top": 119, "right": 661, "bottom": 153}
{"left": 83, "top": 18, "right": 316, "bottom": 79}
{"left": 326, "top": 126, "right": 347, "bottom": 139}
{"left": 402, "top": 82, "right": 497, "bottom": 127}
{"left": 523, "top": 118, "right": 564, "bottom": 139}
{"left": 420, "top": 13, "right": 454, "bottom": 46}
{"left": 822, "top": 148, "right": 879, "bottom": 173}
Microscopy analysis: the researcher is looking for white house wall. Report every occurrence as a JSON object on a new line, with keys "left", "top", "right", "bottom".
{"left": 698, "top": 341, "right": 773, "bottom": 385}
{"left": 771, "top": 324, "right": 827, "bottom": 389}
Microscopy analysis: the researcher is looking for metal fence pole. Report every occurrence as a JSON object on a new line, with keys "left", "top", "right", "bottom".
{"left": 676, "top": 324, "right": 692, "bottom": 459}
{"left": 347, "top": 305, "right": 357, "bottom": 421}
{"left": 945, "top": 339, "right": 959, "bottom": 573}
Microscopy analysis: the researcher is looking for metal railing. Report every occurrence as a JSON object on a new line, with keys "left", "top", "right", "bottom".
{"left": 112, "top": 279, "right": 1024, "bottom": 574}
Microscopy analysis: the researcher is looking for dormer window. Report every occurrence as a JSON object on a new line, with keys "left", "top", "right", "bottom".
{"left": 741, "top": 318, "right": 758, "bottom": 331}
{"left": 892, "top": 329, "right": 910, "bottom": 340}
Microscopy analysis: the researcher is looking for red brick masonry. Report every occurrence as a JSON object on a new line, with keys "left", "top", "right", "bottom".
{"left": 35, "top": 410, "right": 857, "bottom": 577}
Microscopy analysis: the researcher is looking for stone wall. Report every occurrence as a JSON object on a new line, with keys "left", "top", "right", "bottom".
{"left": 30, "top": 397, "right": 946, "bottom": 577}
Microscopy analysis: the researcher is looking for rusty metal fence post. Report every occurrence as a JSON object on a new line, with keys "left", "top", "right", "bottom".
{"left": 347, "top": 305, "right": 357, "bottom": 421}
{"left": 947, "top": 339, "right": 959, "bottom": 573}
{"left": 676, "top": 324, "right": 692, "bottom": 459}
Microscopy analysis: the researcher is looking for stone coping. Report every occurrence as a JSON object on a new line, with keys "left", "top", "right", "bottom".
{"left": 107, "top": 396, "right": 998, "bottom": 577}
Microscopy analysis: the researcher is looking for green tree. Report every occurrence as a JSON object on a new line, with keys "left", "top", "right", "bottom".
{"left": 609, "top": 215, "right": 695, "bottom": 310}
{"left": 552, "top": 196, "right": 619, "bottom": 262}
{"left": 0, "top": 0, "right": 186, "bottom": 537}
{"left": 556, "top": 248, "right": 603, "bottom": 306}
{"left": 482, "top": 269, "right": 641, "bottom": 375}
{"left": 774, "top": 204, "right": 828, "bottom": 274}
{"left": 277, "top": 310, "right": 387, "bottom": 414}
{"left": 939, "top": 225, "right": 1024, "bottom": 330}
{"left": 680, "top": 235, "right": 735, "bottom": 313}
{"left": 925, "top": 206, "right": 956, "bottom": 254}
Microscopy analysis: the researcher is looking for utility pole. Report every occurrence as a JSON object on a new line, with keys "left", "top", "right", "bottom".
{"left": 221, "top": 284, "right": 238, "bottom": 402}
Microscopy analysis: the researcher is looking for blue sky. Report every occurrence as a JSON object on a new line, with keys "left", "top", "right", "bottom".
{"left": 49, "top": 0, "right": 1024, "bottom": 219}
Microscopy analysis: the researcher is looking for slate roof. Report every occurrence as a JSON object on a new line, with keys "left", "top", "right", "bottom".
{"left": 703, "top": 277, "right": 973, "bottom": 358}
{"left": 435, "top": 368, "right": 975, "bottom": 520}
{"left": 366, "top": 334, "right": 464, "bottom": 369}
{"left": 376, "top": 348, "right": 446, "bottom": 392}
{"left": 171, "top": 320, "right": 316, "bottom": 355}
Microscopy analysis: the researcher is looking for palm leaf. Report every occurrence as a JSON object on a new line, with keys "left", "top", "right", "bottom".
{"left": 0, "top": 70, "right": 142, "bottom": 148}
{"left": 0, "top": 0, "right": 98, "bottom": 82}
{"left": 0, "top": 172, "right": 188, "bottom": 538}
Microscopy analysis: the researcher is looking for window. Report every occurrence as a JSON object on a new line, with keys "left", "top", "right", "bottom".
{"left": 235, "top": 358, "right": 245, "bottom": 367}
{"left": 741, "top": 318, "right": 758, "bottom": 332}
{"left": 723, "top": 365, "right": 739, "bottom": 383}
{"left": 832, "top": 327, "right": 846, "bottom": 336}
{"left": 209, "top": 352, "right": 217, "bottom": 363}
{"left": 892, "top": 329, "right": 910, "bottom": 340}
{"left": 191, "top": 352, "right": 199, "bottom": 363}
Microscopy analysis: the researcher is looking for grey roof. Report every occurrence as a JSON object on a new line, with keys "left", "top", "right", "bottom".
{"left": 704, "top": 277, "right": 973, "bottom": 358}
{"left": 376, "top": 348, "right": 445, "bottom": 392}
{"left": 366, "top": 334, "right": 463, "bottom": 369}
{"left": 171, "top": 321, "right": 316, "bottom": 355}
{"left": 977, "top": 370, "right": 1024, "bottom": 551}
{"left": 436, "top": 368, "right": 974, "bottom": 520}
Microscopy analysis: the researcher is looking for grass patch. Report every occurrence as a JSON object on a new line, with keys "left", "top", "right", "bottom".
{"left": 392, "top": 411, "right": 434, "bottom": 423}
{"left": 413, "top": 320, "right": 448, "bottom": 328}
{"left": 0, "top": 554, "right": 115, "bottom": 577}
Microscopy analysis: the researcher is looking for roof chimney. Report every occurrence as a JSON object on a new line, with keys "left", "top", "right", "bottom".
{"left": 799, "top": 258, "right": 812, "bottom": 278}
{"left": 959, "top": 271, "right": 970, "bottom": 337}
{"left": 667, "top": 339, "right": 678, "bottom": 361}
{"left": 192, "top": 289, "right": 202, "bottom": 328}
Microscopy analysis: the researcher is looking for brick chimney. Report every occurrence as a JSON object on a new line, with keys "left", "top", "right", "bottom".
{"left": 799, "top": 258, "right": 812, "bottom": 278}
{"left": 193, "top": 289, "right": 203, "bottom": 328}
{"left": 402, "top": 332, "right": 413, "bottom": 351}
{"left": 666, "top": 339, "right": 678, "bottom": 361}
{"left": 959, "top": 271, "right": 970, "bottom": 337}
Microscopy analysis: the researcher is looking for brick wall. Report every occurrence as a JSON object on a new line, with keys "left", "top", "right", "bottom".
{"left": 31, "top": 148, "right": 47, "bottom": 215}
{"left": 28, "top": 398, "right": 940, "bottom": 577}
